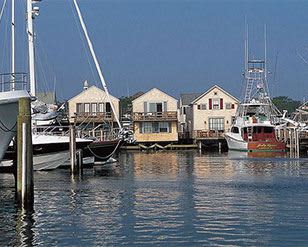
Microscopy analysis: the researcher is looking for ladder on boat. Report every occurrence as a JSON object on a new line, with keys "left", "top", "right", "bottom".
{"left": 247, "top": 126, "right": 253, "bottom": 142}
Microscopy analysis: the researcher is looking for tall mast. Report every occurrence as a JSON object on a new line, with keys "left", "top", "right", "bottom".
{"left": 264, "top": 24, "right": 267, "bottom": 83}
{"left": 73, "top": 0, "right": 122, "bottom": 129}
{"left": 27, "top": 0, "right": 36, "bottom": 96}
{"left": 244, "top": 17, "right": 248, "bottom": 75}
{"left": 11, "top": 0, "right": 15, "bottom": 90}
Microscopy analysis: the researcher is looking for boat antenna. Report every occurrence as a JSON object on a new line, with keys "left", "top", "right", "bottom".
{"left": 72, "top": 0, "right": 122, "bottom": 130}
{"left": 244, "top": 16, "right": 248, "bottom": 76}
{"left": 11, "top": 0, "right": 15, "bottom": 90}
{"left": 264, "top": 24, "right": 267, "bottom": 83}
{"left": 272, "top": 51, "right": 279, "bottom": 97}
{"left": 264, "top": 24, "right": 271, "bottom": 99}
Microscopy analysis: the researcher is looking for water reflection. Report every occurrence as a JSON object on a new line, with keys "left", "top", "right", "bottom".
{"left": 1, "top": 150, "right": 308, "bottom": 246}
{"left": 15, "top": 209, "right": 35, "bottom": 247}
{"left": 132, "top": 151, "right": 179, "bottom": 178}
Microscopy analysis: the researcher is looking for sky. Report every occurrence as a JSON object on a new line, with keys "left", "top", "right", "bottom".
{"left": 3, "top": 0, "right": 308, "bottom": 101}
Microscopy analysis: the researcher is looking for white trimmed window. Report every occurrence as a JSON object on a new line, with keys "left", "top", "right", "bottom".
{"left": 212, "top": 99, "right": 220, "bottom": 109}
{"left": 198, "top": 104, "right": 207, "bottom": 110}
{"left": 225, "top": 103, "right": 232, "bottom": 109}
{"left": 91, "top": 103, "right": 97, "bottom": 113}
{"left": 84, "top": 103, "right": 90, "bottom": 113}
{"left": 76, "top": 103, "right": 83, "bottom": 113}
{"left": 140, "top": 122, "right": 171, "bottom": 133}
{"left": 209, "top": 118, "right": 224, "bottom": 131}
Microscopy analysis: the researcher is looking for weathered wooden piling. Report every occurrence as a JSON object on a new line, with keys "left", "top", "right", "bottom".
{"left": 198, "top": 141, "right": 202, "bottom": 151}
{"left": 69, "top": 124, "right": 77, "bottom": 174}
{"left": 76, "top": 149, "right": 83, "bottom": 173}
{"left": 16, "top": 97, "right": 33, "bottom": 209}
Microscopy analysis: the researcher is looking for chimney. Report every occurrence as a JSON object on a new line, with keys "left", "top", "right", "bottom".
{"left": 83, "top": 80, "right": 89, "bottom": 91}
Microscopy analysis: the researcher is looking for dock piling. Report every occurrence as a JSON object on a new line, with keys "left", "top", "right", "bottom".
{"left": 16, "top": 97, "right": 33, "bottom": 210}
{"left": 76, "top": 149, "right": 83, "bottom": 173}
{"left": 69, "top": 124, "right": 77, "bottom": 174}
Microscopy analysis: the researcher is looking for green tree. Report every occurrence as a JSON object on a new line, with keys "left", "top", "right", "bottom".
{"left": 119, "top": 91, "right": 144, "bottom": 117}
{"left": 272, "top": 96, "right": 301, "bottom": 115}
{"left": 119, "top": 96, "right": 133, "bottom": 116}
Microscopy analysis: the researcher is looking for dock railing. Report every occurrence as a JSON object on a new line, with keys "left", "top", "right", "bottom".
{"left": 33, "top": 124, "right": 120, "bottom": 141}
{"left": 194, "top": 129, "right": 225, "bottom": 139}
{"left": 133, "top": 111, "right": 177, "bottom": 121}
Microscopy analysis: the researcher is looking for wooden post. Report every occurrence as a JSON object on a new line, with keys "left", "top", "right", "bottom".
{"left": 296, "top": 129, "right": 300, "bottom": 158}
{"left": 16, "top": 97, "right": 33, "bottom": 210}
{"left": 76, "top": 149, "right": 83, "bottom": 172}
{"left": 69, "top": 124, "right": 77, "bottom": 174}
{"left": 218, "top": 142, "right": 221, "bottom": 153}
{"left": 289, "top": 129, "right": 292, "bottom": 157}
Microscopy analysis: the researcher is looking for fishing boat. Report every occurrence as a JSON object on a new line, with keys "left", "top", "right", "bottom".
{"left": 224, "top": 28, "right": 285, "bottom": 153}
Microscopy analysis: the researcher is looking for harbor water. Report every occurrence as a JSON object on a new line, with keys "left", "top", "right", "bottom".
{"left": 1, "top": 150, "right": 308, "bottom": 246}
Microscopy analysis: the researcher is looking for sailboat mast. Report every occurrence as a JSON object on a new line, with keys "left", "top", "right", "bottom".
{"left": 11, "top": 0, "right": 15, "bottom": 90}
{"left": 27, "top": 0, "right": 36, "bottom": 96}
{"left": 72, "top": 0, "right": 122, "bottom": 129}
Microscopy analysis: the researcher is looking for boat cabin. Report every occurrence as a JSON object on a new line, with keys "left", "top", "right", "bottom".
{"left": 231, "top": 125, "right": 276, "bottom": 142}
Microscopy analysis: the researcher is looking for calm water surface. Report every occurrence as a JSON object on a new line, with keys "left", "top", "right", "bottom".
{"left": 1, "top": 150, "right": 308, "bottom": 246}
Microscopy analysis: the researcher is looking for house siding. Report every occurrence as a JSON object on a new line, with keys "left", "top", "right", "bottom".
{"left": 132, "top": 88, "right": 178, "bottom": 143}
{"left": 133, "top": 88, "right": 177, "bottom": 112}
{"left": 186, "top": 86, "right": 239, "bottom": 138}
{"left": 68, "top": 86, "right": 119, "bottom": 123}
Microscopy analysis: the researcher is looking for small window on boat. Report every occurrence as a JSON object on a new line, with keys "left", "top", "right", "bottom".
{"left": 243, "top": 127, "right": 247, "bottom": 134}
{"left": 264, "top": 127, "right": 273, "bottom": 133}
{"left": 231, "top": 127, "right": 239, "bottom": 133}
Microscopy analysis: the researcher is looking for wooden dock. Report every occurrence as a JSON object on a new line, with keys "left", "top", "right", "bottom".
{"left": 121, "top": 143, "right": 198, "bottom": 150}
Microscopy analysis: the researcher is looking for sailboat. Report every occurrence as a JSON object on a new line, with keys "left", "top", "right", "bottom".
{"left": 224, "top": 27, "right": 285, "bottom": 153}
{"left": 3, "top": 0, "right": 133, "bottom": 167}
{"left": 72, "top": 0, "right": 133, "bottom": 162}
{"left": 0, "top": 1, "right": 31, "bottom": 163}
{"left": 27, "top": 0, "right": 93, "bottom": 154}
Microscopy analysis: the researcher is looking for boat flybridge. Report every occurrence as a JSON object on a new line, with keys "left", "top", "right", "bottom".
{"left": 224, "top": 33, "right": 286, "bottom": 153}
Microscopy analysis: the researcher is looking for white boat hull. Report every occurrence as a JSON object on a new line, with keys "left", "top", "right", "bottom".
{"left": 224, "top": 133, "right": 247, "bottom": 151}
{"left": 0, "top": 90, "right": 30, "bottom": 161}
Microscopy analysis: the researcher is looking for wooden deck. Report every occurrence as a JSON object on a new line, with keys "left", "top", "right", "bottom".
{"left": 133, "top": 111, "right": 177, "bottom": 121}
{"left": 194, "top": 130, "right": 225, "bottom": 140}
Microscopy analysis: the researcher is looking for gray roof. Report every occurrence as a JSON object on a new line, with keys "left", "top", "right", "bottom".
{"left": 36, "top": 91, "right": 57, "bottom": 105}
{"left": 180, "top": 93, "right": 201, "bottom": 105}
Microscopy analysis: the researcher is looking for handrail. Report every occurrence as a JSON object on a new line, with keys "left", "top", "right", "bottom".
{"left": 0, "top": 72, "right": 28, "bottom": 92}
{"left": 194, "top": 129, "right": 225, "bottom": 138}
{"left": 133, "top": 111, "right": 177, "bottom": 121}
